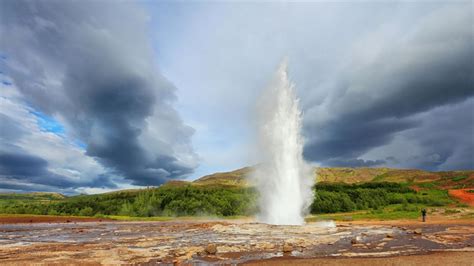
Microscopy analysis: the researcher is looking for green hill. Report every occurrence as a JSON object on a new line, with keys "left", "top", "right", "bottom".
{"left": 193, "top": 167, "right": 253, "bottom": 187}
{"left": 188, "top": 166, "right": 474, "bottom": 190}
{"left": 0, "top": 192, "right": 66, "bottom": 201}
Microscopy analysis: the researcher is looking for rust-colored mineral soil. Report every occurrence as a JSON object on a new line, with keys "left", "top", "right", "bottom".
{"left": 0, "top": 215, "right": 112, "bottom": 224}
{"left": 1, "top": 217, "right": 473, "bottom": 265}
{"left": 449, "top": 188, "right": 474, "bottom": 206}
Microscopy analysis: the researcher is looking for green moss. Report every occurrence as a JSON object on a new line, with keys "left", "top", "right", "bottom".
{"left": 452, "top": 176, "right": 468, "bottom": 182}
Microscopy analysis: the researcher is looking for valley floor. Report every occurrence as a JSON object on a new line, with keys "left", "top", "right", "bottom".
{"left": 1, "top": 215, "right": 474, "bottom": 265}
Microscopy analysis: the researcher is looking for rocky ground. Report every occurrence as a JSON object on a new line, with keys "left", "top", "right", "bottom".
{"left": 0, "top": 218, "right": 473, "bottom": 265}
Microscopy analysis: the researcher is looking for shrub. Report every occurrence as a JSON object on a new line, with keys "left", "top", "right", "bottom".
{"left": 78, "top": 207, "right": 94, "bottom": 216}
{"left": 452, "top": 176, "right": 468, "bottom": 182}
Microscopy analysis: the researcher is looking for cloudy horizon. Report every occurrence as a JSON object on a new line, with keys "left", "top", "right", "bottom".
{"left": 1, "top": 1, "right": 473, "bottom": 194}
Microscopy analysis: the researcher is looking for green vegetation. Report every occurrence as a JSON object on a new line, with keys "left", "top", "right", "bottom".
{"left": 452, "top": 176, "right": 468, "bottom": 182}
{"left": 307, "top": 209, "right": 421, "bottom": 221}
{"left": 118, "top": 186, "right": 256, "bottom": 217}
{"left": 1, "top": 167, "right": 472, "bottom": 219}
{"left": 0, "top": 186, "right": 257, "bottom": 217}
{"left": 310, "top": 182, "right": 453, "bottom": 214}
{"left": 0, "top": 181, "right": 461, "bottom": 218}
{"left": 0, "top": 190, "right": 137, "bottom": 216}
{"left": 0, "top": 192, "right": 65, "bottom": 201}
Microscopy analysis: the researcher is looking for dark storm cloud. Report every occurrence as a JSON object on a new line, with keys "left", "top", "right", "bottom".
{"left": 0, "top": 150, "right": 116, "bottom": 189}
{"left": 0, "top": 114, "right": 25, "bottom": 141}
{"left": 323, "top": 158, "right": 386, "bottom": 168}
{"left": 400, "top": 98, "right": 474, "bottom": 171}
{"left": 1, "top": 1, "right": 198, "bottom": 187}
{"left": 0, "top": 152, "right": 48, "bottom": 177}
{"left": 304, "top": 118, "right": 419, "bottom": 161}
{"left": 303, "top": 6, "right": 474, "bottom": 168}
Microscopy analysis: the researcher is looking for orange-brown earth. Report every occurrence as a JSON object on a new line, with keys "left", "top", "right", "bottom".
{"left": 449, "top": 188, "right": 474, "bottom": 206}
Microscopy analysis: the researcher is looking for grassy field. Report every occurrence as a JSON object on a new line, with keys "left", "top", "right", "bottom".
{"left": 306, "top": 210, "right": 420, "bottom": 222}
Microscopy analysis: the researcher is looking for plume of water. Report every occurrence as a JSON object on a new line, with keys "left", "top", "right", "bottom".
{"left": 253, "top": 60, "right": 314, "bottom": 225}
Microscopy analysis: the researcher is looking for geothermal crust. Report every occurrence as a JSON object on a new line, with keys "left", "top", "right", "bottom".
{"left": 1, "top": 219, "right": 474, "bottom": 265}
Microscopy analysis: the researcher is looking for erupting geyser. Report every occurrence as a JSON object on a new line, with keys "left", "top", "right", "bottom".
{"left": 254, "top": 60, "right": 314, "bottom": 225}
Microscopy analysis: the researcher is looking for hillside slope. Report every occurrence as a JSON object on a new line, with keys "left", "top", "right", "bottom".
{"left": 0, "top": 192, "right": 65, "bottom": 201}
{"left": 190, "top": 167, "right": 474, "bottom": 189}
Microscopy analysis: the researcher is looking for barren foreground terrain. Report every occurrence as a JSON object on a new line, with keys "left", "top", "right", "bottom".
{"left": 1, "top": 217, "right": 473, "bottom": 265}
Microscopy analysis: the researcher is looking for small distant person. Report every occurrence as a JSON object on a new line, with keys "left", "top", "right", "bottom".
{"left": 421, "top": 208, "right": 427, "bottom": 222}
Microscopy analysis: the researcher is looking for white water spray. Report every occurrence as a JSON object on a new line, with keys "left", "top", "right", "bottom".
{"left": 253, "top": 60, "right": 314, "bottom": 225}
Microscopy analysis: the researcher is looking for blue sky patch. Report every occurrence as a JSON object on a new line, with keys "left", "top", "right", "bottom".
{"left": 30, "top": 110, "right": 65, "bottom": 135}
{"left": 73, "top": 139, "right": 88, "bottom": 150}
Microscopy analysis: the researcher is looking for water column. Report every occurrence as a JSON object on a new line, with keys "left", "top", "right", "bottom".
{"left": 254, "top": 60, "right": 314, "bottom": 225}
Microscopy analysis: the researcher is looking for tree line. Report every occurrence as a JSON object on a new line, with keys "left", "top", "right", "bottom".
{"left": 0, "top": 182, "right": 453, "bottom": 217}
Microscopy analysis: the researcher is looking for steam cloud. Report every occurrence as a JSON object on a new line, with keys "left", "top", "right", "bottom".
{"left": 253, "top": 61, "right": 314, "bottom": 225}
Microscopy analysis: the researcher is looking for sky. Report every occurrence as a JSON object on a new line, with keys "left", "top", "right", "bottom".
{"left": 0, "top": 0, "right": 473, "bottom": 194}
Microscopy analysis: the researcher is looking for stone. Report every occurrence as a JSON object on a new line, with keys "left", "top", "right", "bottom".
{"left": 261, "top": 243, "right": 275, "bottom": 250}
{"left": 386, "top": 233, "right": 394, "bottom": 238}
{"left": 205, "top": 243, "right": 217, "bottom": 255}
{"left": 337, "top": 224, "right": 350, "bottom": 228}
{"left": 414, "top": 229, "right": 422, "bottom": 235}
{"left": 282, "top": 243, "right": 293, "bottom": 253}
{"left": 351, "top": 237, "right": 361, "bottom": 244}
